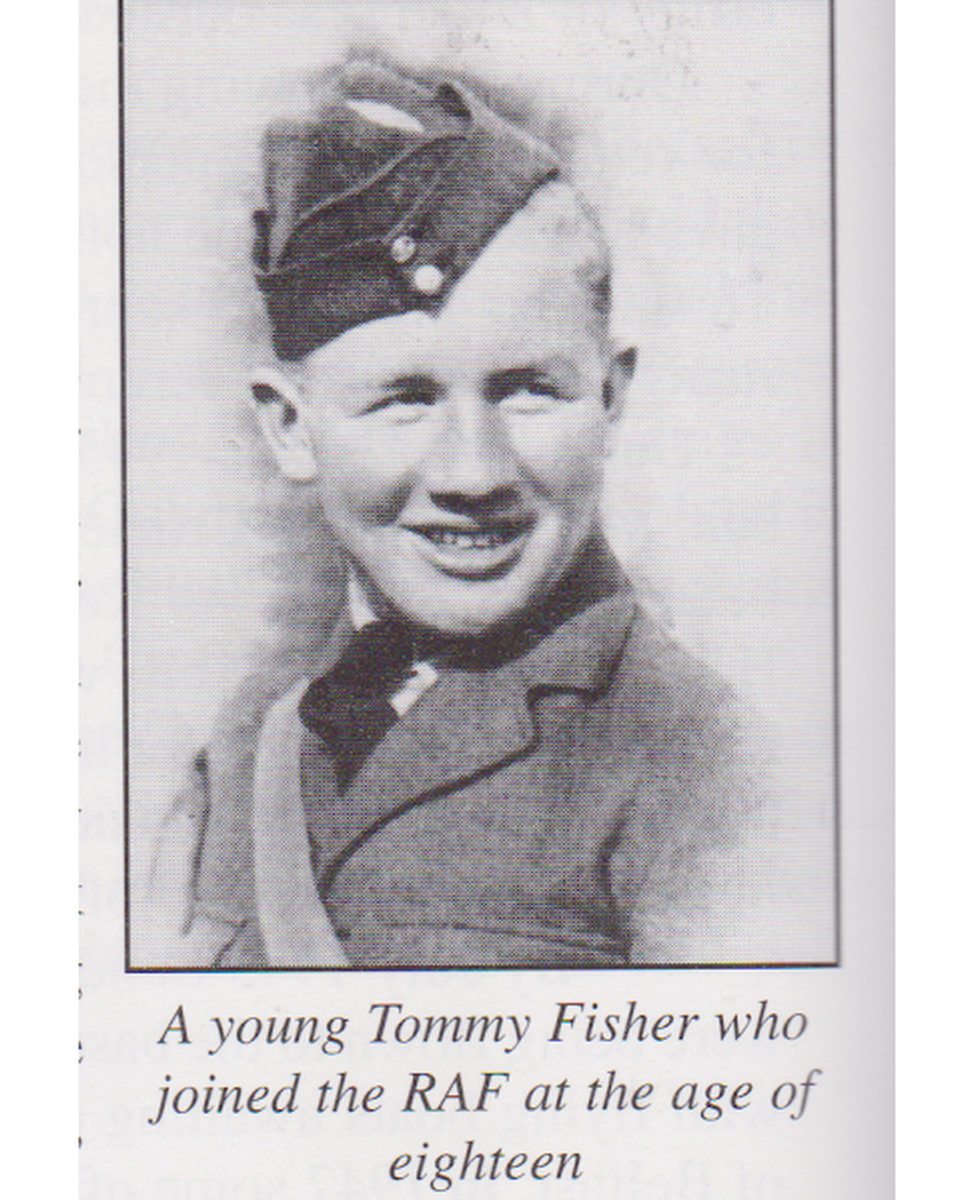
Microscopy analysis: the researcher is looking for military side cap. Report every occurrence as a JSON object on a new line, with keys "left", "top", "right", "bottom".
{"left": 253, "top": 62, "right": 562, "bottom": 360}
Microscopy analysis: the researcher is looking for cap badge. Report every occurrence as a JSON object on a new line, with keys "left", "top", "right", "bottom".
{"left": 390, "top": 235, "right": 418, "bottom": 265}
{"left": 412, "top": 264, "right": 445, "bottom": 295}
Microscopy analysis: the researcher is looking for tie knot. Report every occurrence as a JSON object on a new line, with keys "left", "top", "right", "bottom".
{"left": 328, "top": 620, "right": 420, "bottom": 699}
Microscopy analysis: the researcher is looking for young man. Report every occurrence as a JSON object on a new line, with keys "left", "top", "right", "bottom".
{"left": 140, "top": 61, "right": 765, "bottom": 969}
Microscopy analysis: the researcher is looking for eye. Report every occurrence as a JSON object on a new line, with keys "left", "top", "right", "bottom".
{"left": 499, "top": 381, "right": 569, "bottom": 414}
{"left": 364, "top": 387, "right": 438, "bottom": 422}
{"left": 487, "top": 367, "right": 575, "bottom": 413}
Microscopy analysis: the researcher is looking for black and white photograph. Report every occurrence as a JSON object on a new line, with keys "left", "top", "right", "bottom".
{"left": 79, "top": 1, "right": 891, "bottom": 1196}
{"left": 124, "top": 1, "right": 836, "bottom": 972}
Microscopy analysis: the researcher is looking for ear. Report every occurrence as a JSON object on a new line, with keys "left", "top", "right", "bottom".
{"left": 250, "top": 367, "right": 319, "bottom": 482}
{"left": 602, "top": 346, "right": 637, "bottom": 421}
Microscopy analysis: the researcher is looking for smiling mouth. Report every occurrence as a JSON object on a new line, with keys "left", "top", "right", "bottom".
{"left": 403, "top": 519, "right": 533, "bottom": 575}
{"left": 418, "top": 527, "right": 519, "bottom": 549}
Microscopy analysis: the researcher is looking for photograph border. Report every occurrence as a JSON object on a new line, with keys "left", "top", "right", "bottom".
{"left": 118, "top": 0, "right": 843, "bottom": 974}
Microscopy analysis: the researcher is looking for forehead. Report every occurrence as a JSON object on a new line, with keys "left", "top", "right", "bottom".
{"left": 296, "top": 196, "right": 609, "bottom": 390}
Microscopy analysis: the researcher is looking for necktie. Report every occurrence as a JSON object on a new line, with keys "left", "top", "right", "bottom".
{"left": 296, "top": 541, "right": 624, "bottom": 790}
{"left": 298, "top": 621, "right": 426, "bottom": 790}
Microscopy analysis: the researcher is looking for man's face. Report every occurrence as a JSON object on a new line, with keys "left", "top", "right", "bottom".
{"left": 269, "top": 210, "right": 625, "bottom": 636}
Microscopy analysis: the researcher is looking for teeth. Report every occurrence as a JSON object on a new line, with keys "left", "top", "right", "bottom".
{"left": 421, "top": 528, "right": 515, "bottom": 549}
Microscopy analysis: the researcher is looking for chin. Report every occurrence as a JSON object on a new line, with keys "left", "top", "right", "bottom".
{"left": 387, "top": 580, "right": 538, "bottom": 640}
{"left": 401, "top": 600, "right": 521, "bottom": 639}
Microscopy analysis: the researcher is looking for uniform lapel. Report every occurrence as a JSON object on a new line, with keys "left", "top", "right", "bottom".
{"left": 326, "top": 590, "right": 638, "bottom": 846}
{"left": 301, "top": 542, "right": 638, "bottom": 879}
{"left": 299, "top": 613, "right": 538, "bottom": 866}
{"left": 341, "top": 662, "right": 536, "bottom": 821}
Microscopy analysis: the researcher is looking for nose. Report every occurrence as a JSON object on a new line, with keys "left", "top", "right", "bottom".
{"left": 424, "top": 394, "right": 521, "bottom": 505}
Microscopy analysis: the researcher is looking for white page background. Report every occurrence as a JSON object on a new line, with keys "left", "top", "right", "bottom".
{"left": 88, "top": 2, "right": 876, "bottom": 1196}
{"left": 1, "top": 0, "right": 933, "bottom": 1194}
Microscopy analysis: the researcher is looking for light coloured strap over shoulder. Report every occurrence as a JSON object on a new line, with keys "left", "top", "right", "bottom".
{"left": 252, "top": 680, "right": 349, "bottom": 967}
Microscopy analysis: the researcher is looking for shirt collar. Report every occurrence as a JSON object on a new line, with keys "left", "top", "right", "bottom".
{"left": 347, "top": 573, "right": 380, "bottom": 631}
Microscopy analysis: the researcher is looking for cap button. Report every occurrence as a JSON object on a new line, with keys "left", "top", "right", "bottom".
{"left": 390, "top": 235, "right": 417, "bottom": 265}
{"left": 412, "top": 264, "right": 444, "bottom": 295}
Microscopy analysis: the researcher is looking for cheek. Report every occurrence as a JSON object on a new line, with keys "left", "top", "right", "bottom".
{"left": 312, "top": 430, "right": 416, "bottom": 526}
{"left": 511, "top": 415, "right": 609, "bottom": 505}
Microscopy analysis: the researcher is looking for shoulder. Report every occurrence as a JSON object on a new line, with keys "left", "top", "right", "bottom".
{"left": 181, "top": 651, "right": 330, "bottom": 924}
{"left": 603, "top": 607, "right": 750, "bottom": 771}
{"left": 202, "top": 612, "right": 350, "bottom": 775}
{"left": 596, "top": 606, "right": 782, "bottom": 962}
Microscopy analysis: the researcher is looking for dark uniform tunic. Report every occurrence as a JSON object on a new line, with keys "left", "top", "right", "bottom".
{"left": 172, "top": 552, "right": 761, "bottom": 968}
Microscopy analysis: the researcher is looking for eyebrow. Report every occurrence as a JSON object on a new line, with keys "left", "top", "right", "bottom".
{"left": 484, "top": 364, "right": 577, "bottom": 401}
{"left": 372, "top": 362, "right": 581, "bottom": 399}
{"left": 379, "top": 374, "right": 440, "bottom": 394}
